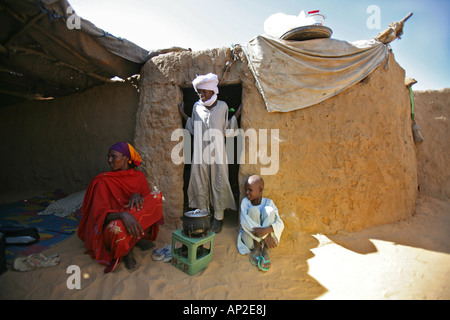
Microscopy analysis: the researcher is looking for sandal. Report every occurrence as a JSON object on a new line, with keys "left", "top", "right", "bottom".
{"left": 258, "top": 255, "right": 271, "bottom": 272}
{"left": 249, "top": 253, "right": 260, "bottom": 266}
{"left": 163, "top": 247, "right": 172, "bottom": 263}
{"left": 13, "top": 253, "right": 60, "bottom": 272}
{"left": 151, "top": 244, "right": 170, "bottom": 261}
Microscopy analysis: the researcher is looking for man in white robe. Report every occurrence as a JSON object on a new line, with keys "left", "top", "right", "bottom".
{"left": 178, "top": 73, "right": 241, "bottom": 233}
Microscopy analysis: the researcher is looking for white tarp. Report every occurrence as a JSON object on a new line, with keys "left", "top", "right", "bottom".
{"left": 242, "top": 35, "right": 390, "bottom": 112}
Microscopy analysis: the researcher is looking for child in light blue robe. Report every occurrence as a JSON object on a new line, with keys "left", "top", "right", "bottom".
{"left": 237, "top": 175, "right": 284, "bottom": 271}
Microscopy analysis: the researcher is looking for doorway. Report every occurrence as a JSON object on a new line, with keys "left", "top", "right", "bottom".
{"left": 181, "top": 83, "right": 242, "bottom": 214}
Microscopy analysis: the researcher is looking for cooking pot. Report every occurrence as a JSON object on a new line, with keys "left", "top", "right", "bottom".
{"left": 181, "top": 209, "right": 211, "bottom": 238}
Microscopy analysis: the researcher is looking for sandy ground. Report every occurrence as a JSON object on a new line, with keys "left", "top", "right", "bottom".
{"left": 310, "top": 194, "right": 450, "bottom": 299}
{"left": 0, "top": 192, "right": 448, "bottom": 300}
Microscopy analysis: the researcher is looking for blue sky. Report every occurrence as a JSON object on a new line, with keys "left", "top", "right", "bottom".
{"left": 69, "top": 0, "right": 449, "bottom": 90}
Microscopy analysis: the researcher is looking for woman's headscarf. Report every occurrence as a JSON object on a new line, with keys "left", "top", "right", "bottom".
{"left": 109, "top": 142, "right": 142, "bottom": 167}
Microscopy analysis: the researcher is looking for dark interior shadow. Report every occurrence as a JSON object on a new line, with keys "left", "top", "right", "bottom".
{"left": 181, "top": 84, "right": 242, "bottom": 213}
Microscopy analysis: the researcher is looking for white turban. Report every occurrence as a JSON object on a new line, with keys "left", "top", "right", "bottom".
{"left": 192, "top": 73, "right": 219, "bottom": 94}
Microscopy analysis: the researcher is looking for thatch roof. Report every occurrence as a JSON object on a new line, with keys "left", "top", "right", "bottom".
{"left": 0, "top": 0, "right": 151, "bottom": 107}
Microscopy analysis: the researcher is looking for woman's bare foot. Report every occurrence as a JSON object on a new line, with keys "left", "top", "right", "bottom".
{"left": 123, "top": 249, "right": 139, "bottom": 273}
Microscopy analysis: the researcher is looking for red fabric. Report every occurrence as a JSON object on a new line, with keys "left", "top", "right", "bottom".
{"left": 77, "top": 169, "right": 163, "bottom": 272}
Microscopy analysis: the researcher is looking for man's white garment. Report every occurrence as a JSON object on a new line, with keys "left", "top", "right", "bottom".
{"left": 185, "top": 100, "right": 238, "bottom": 215}
{"left": 237, "top": 197, "right": 284, "bottom": 254}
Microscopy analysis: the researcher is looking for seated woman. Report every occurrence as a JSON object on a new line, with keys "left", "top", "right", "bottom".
{"left": 77, "top": 142, "right": 164, "bottom": 273}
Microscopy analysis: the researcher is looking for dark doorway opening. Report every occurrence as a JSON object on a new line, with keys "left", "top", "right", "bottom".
{"left": 181, "top": 84, "right": 242, "bottom": 215}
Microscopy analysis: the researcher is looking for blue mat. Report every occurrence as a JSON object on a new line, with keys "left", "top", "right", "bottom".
{"left": 0, "top": 190, "right": 81, "bottom": 262}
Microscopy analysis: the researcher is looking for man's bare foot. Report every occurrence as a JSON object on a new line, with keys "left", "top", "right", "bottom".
{"left": 136, "top": 239, "right": 155, "bottom": 251}
{"left": 123, "top": 250, "right": 139, "bottom": 273}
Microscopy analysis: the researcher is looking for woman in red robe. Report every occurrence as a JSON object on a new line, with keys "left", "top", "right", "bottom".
{"left": 77, "top": 142, "right": 163, "bottom": 273}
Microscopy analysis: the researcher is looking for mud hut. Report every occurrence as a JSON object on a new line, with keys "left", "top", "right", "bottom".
{"left": 135, "top": 34, "right": 418, "bottom": 235}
